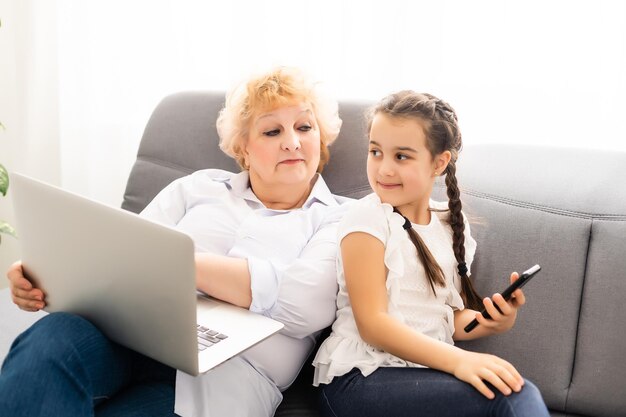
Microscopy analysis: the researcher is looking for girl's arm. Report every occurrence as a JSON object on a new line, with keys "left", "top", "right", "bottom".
{"left": 343, "top": 232, "right": 524, "bottom": 399}
{"left": 453, "top": 273, "right": 527, "bottom": 341}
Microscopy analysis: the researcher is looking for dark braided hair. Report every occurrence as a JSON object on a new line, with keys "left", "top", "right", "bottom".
{"left": 367, "top": 91, "right": 483, "bottom": 310}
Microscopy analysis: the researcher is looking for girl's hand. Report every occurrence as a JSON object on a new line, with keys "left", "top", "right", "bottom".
{"left": 453, "top": 350, "right": 525, "bottom": 399}
{"left": 7, "top": 261, "right": 46, "bottom": 312}
{"left": 474, "top": 272, "right": 526, "bottom": 334}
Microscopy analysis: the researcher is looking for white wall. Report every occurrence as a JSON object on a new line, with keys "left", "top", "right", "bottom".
{"left": 0, "top": 0, "right": 60, "bottom": 288}
{"left": 2, "top": 0, "right": 626, "bottom": 289}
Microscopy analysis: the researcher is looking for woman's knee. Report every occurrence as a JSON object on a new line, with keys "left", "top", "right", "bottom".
{"left": 8, "top": 312, "right": 104, "bottom": 364}
{"left": 23, "top": 312, "right": 98, "bottom": 342}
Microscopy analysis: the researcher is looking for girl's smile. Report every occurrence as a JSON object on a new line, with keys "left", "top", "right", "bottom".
{"left": 376, "top": 181, "right": 402, "bottom": 189}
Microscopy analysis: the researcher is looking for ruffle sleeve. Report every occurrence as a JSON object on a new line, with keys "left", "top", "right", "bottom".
{"left": 313, "top": 333, "right": 419, "bottom": 386}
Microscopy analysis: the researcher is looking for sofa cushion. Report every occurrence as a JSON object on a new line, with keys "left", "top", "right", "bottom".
{"left": 566, "top": 220, "right": 626, "bottom": 417}
{"left": 431, "top": 144, "right": 626, "bottom": 417}
{"left": 122, "top": 92, "right": 239, "bottom": 214}
{"left": 444, "top": 191, "right": 590, "bottom": 411}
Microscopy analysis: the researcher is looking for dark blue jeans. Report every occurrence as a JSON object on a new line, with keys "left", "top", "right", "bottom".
{"left": 0, "top": 312, "right": 176, "bottom": 417}
{"left": 319, "top": 367, "right": 550, "bottom": 417}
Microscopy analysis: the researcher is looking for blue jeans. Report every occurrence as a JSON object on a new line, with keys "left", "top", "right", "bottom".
{"left": 0, "top": 312, "right": 176, "bottom": 417}
{"left": 319, "top": 367, "right": 550, "bottom": 417}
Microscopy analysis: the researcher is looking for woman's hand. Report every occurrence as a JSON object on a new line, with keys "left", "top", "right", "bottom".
{"left": 473, "top": 272, "right": 526, "bottom": 334}
{"left": 453, "top": 350, "right": 524, "bottom": 399}
{"left": 7, "top": 261, "right": 46, "bottom": 312}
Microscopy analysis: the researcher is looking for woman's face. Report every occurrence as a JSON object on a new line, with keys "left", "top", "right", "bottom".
{"left": 244, "top": 102, "right": 321, "bottom": 191}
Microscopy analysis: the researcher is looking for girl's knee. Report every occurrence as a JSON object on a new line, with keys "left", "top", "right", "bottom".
{"left": 501, "top": 378, "right": 549, "bottom": 416}
{"left": 519, "top": 378, "right": 543, "bottom": 401}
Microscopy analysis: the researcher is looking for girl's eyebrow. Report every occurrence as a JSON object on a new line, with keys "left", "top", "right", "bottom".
{"left": 369, "top": 140, "right": 418, "bottom": 153}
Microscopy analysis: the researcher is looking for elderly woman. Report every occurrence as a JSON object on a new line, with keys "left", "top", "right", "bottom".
{"left": 0, "top": 67, "right": 347, "bottom": 417}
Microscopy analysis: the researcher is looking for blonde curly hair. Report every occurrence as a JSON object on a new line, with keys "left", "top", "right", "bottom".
{"left": 216, "top": 67, "right": 342, "bottom": 171}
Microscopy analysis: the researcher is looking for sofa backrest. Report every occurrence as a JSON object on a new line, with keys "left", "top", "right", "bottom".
{"left": 121, "top": 92, "right": 373, "bottom": 214}
{"left": 123, "top": 92, "right": 626, "bottom": 417}
{"left": 441, "top": 145, "right": 626, "bottom": 417}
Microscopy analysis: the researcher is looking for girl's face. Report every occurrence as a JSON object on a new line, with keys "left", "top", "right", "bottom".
{"left": 244, "top": 102, "right": 321, "bottom": 192}
{"left": 367, "top": 113, "right": 450, "bottom": 217}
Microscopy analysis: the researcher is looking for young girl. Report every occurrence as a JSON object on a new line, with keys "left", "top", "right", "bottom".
{"left": 312, "top": 91, "right": 549, "bottom": 417}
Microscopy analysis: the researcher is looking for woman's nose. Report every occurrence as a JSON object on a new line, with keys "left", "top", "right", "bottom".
{"left": 281, "top": 130, "right": 301, "bottom": 151}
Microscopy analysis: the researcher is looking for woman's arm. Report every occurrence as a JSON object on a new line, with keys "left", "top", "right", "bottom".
{"left": 195, "top": 253, "right": 252, "bottom": 308}
{"left": 194, "top": 205, "right": 344, "bottom": 339}
{"left": 262, "top": 215, "right": 342, "bottom": 338}
{"left": 343, "top": 232, "right": 524, "bottom": 398}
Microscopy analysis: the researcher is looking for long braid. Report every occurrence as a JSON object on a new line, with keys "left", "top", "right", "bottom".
{"left": 393, "top": 208, "right": 446, "bottom": 296}
{"left": 445, "top": 160, "right": 483, "bottom": 310}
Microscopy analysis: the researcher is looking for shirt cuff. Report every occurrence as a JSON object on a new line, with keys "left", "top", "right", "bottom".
{"left": 247, "top": 256, "right": 279, "bottom": 313}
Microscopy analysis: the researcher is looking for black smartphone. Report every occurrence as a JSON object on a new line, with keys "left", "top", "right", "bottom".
{"left": 463, "top": 264, "right": 541, "bottom": 333}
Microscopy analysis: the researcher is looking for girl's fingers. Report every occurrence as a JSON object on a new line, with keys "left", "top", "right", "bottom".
{"left": 512, "top": 288, "right": 526, "bottom": 306}
{"left": 474, "top": 310, "right": 496, "bottom": 328}
{"left": 498, "top": 359, "right": 524, "bottom": 387}
{"left": 470, "top": 376, "right": 495, "bottom": 399}
{"left": 480, "top": 368, "right": 512, "bottom": 396}
{"left": 491, "top": 293, "right": 513, "bottom": 315}
{"left": 508, "top": 272, "right": 526, "bottom": 307}
{"left": 494, "top": 365, "right": 523, "bottom": 393}
{"left": 483, "top": 297, "right": 503, "bottom": 321}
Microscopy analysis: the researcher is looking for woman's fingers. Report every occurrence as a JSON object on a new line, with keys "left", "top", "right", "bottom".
{"left": 7, "top": 262, "right": 46, "bottom": 311}
{"left": 11, "top": 283, "right": 42, "bottom": 301}
{"left": 10, "top": 289, "right": 45, "bottom": 310}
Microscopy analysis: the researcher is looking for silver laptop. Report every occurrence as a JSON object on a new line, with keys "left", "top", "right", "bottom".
{"left": 10, "top": 173, "right": 283, "bottom": 375}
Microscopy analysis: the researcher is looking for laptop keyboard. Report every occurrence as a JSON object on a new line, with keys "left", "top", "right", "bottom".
{"left": 197, "top": 325, "right": 229, "bottom": 351}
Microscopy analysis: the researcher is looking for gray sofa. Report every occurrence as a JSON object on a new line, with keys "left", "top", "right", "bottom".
{"left": 1, "top": 92, "right": 625, "bottom": 417}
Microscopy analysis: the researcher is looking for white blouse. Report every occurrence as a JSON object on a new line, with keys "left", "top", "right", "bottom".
{"left": 139, "top": 169, "right": 348, "bottom": 396}
{"left": 313, "top": 193, "right": 476, "bottom": 386}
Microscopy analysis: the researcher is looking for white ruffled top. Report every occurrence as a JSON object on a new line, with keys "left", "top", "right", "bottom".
{"left": 313, "top": 193, "right": 476, "bottom": 386}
